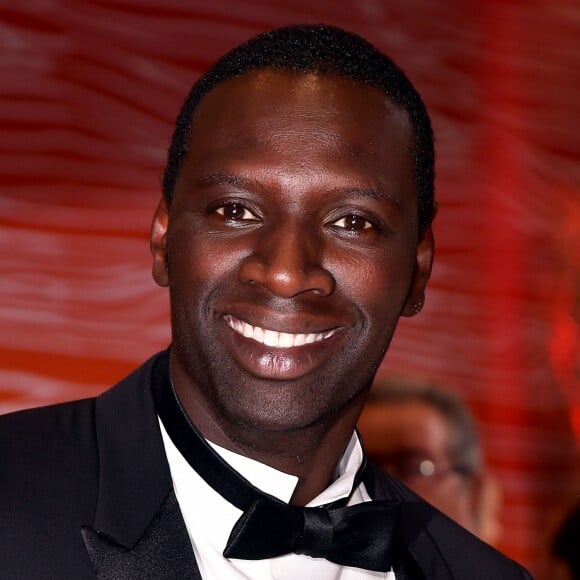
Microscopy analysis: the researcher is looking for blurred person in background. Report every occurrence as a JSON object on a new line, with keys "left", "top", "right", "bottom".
{"left": 358, "top": 377, "right": 502, "bottom": 545}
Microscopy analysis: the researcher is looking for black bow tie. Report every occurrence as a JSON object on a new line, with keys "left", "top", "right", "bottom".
{"left": 224, "top": 496, "right": 400, "bottom": 571}
{"left": 153, "top": 354, "right": 401, "bottom": 572}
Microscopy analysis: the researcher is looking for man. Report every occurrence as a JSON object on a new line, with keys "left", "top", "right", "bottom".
{"left": 0, "top": 25, "right": 531, "bottom": 579}
{"left": 358, "top": 377, "right": 502, "bottom": 545}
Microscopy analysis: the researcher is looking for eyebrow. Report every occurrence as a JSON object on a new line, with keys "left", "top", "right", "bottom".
{"left": 344, "top": 187, "right": 401, "bottom": 208}
{"left": 198, "top": 172, "right": 401, "bottom": 208}
{"left": 198, "top": 172, "right": 251, "bottom": 188}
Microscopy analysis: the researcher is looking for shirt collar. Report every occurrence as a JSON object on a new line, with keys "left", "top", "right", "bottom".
{"left": 206, "top": 431, "right": 364, "bottom": 506}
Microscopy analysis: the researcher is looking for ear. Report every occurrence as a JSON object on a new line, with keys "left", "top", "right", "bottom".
{"left": 402, "top": 226, "right": 434, "bottom": 317}
{"left": 150, "top": 198, "right": 169, "bottom": 288}
{"left": 476, "top": 471, "right": 503, "bottom": 546}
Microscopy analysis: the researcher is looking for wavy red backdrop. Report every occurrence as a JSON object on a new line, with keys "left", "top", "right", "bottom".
{"left": 1, "top": 2, "right": 578, "bottom": 574}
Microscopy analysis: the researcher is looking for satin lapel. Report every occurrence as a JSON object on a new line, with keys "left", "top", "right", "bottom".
{"left": 364, "top": 463, "right": 453, "bottom": 580}
{"left": 81, "top": 490, "right": 201, "bottom": 580}
{"left": 82, "top": 351, "right": 201, "bottom": 579}
{"left": 398, "top": 502, "right": 453, "bottom": 580}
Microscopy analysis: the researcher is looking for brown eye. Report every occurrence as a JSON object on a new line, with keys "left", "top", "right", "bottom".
{"left": 333, "top": 214, "right": 373, "bottom": 231}
{"left": 215, "top": 203, "right": 257, "bottom": 221}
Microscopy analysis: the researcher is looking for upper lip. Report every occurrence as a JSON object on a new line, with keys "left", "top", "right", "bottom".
{"left": 217, "top": 300, "right": 354, "bottom": 351}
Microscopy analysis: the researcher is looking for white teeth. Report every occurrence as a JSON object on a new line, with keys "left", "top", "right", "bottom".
{"left": 253, "top": 326, "right": 264, "bottom": 343}
{"left": 225, "top": 315, "right": 336, "bottom": 348}
{"left": 263, "top": 330, "right": 279, "bottom": 347}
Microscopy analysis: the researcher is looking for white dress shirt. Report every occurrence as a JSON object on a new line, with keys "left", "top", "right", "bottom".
{"left": 159, "top": 418, "right": 396, "bottom": 580}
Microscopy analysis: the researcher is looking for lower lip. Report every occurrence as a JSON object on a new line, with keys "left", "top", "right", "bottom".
{"left": 222, "top": 323, "right": 343, "bottom": 381}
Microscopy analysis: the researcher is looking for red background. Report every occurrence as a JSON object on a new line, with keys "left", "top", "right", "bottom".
{"left": 1, "top": 2, "right": 579, "bottom": 575}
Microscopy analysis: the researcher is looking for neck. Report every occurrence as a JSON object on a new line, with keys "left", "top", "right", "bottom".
{"left": 172, "top": 368, "right": 368, "bottom": 506}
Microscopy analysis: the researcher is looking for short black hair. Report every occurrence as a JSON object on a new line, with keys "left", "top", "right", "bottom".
{"left": 367, "top": 377, "right": 482, "bottom": 476}
{"left": 163, "top": 24, "right": 435, "bottom": 234}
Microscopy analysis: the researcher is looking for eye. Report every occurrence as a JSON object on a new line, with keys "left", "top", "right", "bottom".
{"left": 332, "top": 214, "right": 374, "bottom": 231}
{"left": 215, "top": 203, "right": 258, "bottom": 222}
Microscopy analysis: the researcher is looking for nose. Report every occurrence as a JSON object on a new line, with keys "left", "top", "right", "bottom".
{"left": 238, "top": 223, "right": 335, "bottom": 299}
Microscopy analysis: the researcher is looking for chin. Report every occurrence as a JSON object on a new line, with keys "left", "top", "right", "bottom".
{"left": 216, "top": 394, "right": 325, "bottom": 434}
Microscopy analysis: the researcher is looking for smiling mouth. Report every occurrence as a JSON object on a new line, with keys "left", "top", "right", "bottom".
{"left": 223, "top": 314, "right": 338, "bottom": 348}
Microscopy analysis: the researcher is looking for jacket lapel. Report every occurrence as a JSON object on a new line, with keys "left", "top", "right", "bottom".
{"left": 364, "top": 463, "right": 453, "bottom": 580}
{"left": 398, "top": 502, "right": 454, "bottom": 580}
{"left": 81, "top": 351, "right": 201, "bottom": 579}
{"left": 81, "top": 490, "right": 201, "bottom": 580}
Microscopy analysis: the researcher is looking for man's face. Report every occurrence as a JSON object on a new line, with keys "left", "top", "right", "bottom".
{"left": 358, "top": 401, "right": 480, "bottom": 533}
{"left": 152, "top": 69, "right": 433, "bottom": 441}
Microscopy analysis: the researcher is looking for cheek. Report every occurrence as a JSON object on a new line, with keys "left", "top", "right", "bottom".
{"left": 329, "top": 248, "right": 413, "bottom": 315}
{"left": 168, "top": 231, "right": 247, "bottom": 290}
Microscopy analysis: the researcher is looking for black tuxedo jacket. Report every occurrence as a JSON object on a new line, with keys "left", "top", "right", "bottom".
{"left": 0, "top": 351, "right": 532, "bottom": 579}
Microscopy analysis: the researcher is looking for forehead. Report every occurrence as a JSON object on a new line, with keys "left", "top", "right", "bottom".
{"left": 187, "top": 68, "right": 412, "bottom": 166}
{"left": 177, "top": 69, "right": 416, "bottom": 211}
